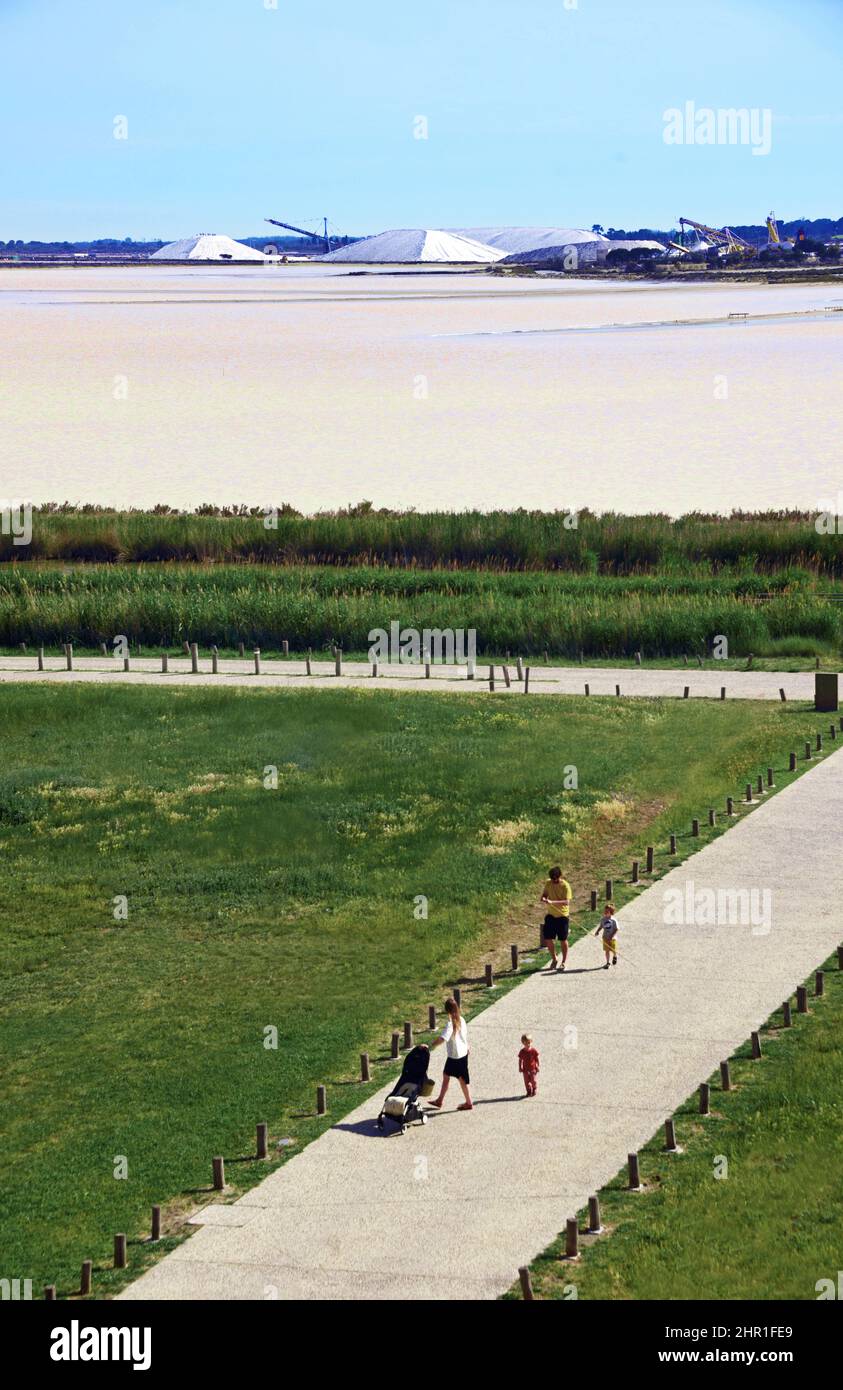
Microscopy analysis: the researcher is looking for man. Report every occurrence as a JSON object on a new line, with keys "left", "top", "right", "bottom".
{"left": 541, "top": 865, "right": 572, "bottom": 971}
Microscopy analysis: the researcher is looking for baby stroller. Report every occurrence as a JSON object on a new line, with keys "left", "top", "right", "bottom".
{"left": 376, "top": 1045, "right": 434, "bottom": 1134}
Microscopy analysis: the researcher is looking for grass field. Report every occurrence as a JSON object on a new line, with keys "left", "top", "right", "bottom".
{"left": 1, "top": 562, "right": 841, "bottom": 660}
{"left": 0, "top": 683, "right": 830, "bottom": 1295}
{"left": 513, "top": 950, "right": 843, "bottom": 1301}
{"left": 7, "top": 507, "right": 843, "bottom": 572}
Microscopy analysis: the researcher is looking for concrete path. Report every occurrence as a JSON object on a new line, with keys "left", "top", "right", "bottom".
{"left": 0, "top": 654, "right": 828, "bottom": 701}
{"left": 118, "top": 746, "right": 843, "bottom": 1301}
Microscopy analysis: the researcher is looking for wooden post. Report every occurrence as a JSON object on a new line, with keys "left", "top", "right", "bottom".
{"left": 745, "top": 784, "right": 753, "bottom": 802}
{"left": 632, "top": 859, "right": 639, "bottom": 883}
{"left": 584, "top": 683, "right": 590, "bottom": 696}
{"left": 699, "top": 1082, "right": 710, "bottom": 1115}
{"left": 664, "top": 1118, "right": 679, "bottom": 1152}
{"left": 306, "top": 649, "right": 312, "bottom": 676}
{"left": 360, "top": 1054, "right": 370, "bottom": 1083}
{"left": 670, "top": 832, "right": 677, "bottom": 854}
{"left": 502, "top": 665, "right": 511, "bottom": 688}
{"left": 779, "top": 688, "right": 786, "bottom": 702}
{"left": 797, "top": 985, "right": 808, "bottom": 1013}
{"left": 692, "top": 818, "right": 700, "bottom": 837}
{"left": 646, "top": 846, "right": 654, "bottom": 873}
{"left": 371, "top": 660, "right": 378, "bottom": 678}
{"left": 123, "top": 657, "right": 130, "bottom": 672}
{"left": 767, "top": 767, "right": 774, "bottom": 788}
{"left": 789, "top": 752, "right": 797, "bottom": 771}
{"left": 516, "top": 656, "right": 523, "bottom": 680}
{"left": 80, "top": 1259, "right": 92, "bottom": 1295}
{"left": 838, "top": 944, "right": 843, "bottom": 971}
{"left": 831, "top": 724, "right": 838, "bottom": 741}
{"left": 615, "top": 683, "right": 621, "bottom": 697}
{"left": 238, "top": 642, "right": 245, "bottom": 657}
{"left": 403, "top": 1021, "right": 413, "bottom": 1049}
{"left": 151, "top": 1204, "right": 161, "bottom": 1240}
{"left": 804, "top": 742, "right": 812, "bottom": 761}
{"left": 510, "top": 944, "right": 519, "bottom": 971}
{"left": 518, "top": 1266, "right": 534, "bottom": 1301}
{"left": 425, "top": 660, "right": 431, "bottom": 679}
{"left": 114, "top": 1234, "right": 127, "bottom": 1269}
{"left": 720, "top": 1060, "right": 731, "bottom": 1091}
{"left": 683, "top": 685, "right": 689, "bottom": 699}
{"left": 488, "top": 666, "right": 495, "bottom": 692}
{"left": 756, "top": 775, "right": 764, "bottom": 796}
{"left": 467, "top": 658, "right": 475, "bottom": 680}
{"left": 751, "top": 1031, "right": 762, "bottom": 1059}
{"left": 605, "top": 879, "right": 613, "bottom": 901}
{"left": 282, "top": 640, "right": 289, "bottom": 656}
{"left": 256, "top": 1122, "right": 268, "bottom": 1158}
{"left": 44, "top": 1285, "right": 56, "bottom": 1300}
{"left": 316, "top": 1085, "right": 327, "bottom": 1115}
{"left": 720, "top": 686, "right": 726, "bottom": 701}
{"left": 782, "top": 999, "right": 792, "bottom": 1028}
{"left": 485, "top": 963, "right": 494, "bottom": 988}
{"left": 587, "top": 1195, "right": 603, "bottom": 1232}
{"left": 453, "top": 987, "right": 461, "bottom": 1007}
{"left": 565, "top": 1218, "right": 579, "bottom": 1259}
{"left": 815, "top": 970, "right": 824, "bottom": 998}
{"left": 38, "top": 646, "right": 45, "bottom": 671}
{"left": 635, "top": 651, "right": 642, "bottom": 665}
{"left": 254, "top": 648, "right": 261, "bottom": 675}
{"left": 708, "top": 808, "right": 716, "bottom": 827}
{"left": 212, "top": 1156, "right": 225, "bottom": 1189}
{"left": 524, "top": 667, "right": 530, "bottom": 694}
{"left": 65, "top": 642, "right": 73, "bottom": 671}
{"left": 816, "top": 732, "right": 823, "bottom": 752}
{"left": 590, "top": 889, "right": 598, "bottom": 911}
{"left": 161, "top": 652, "right": 168, "bottom": 673}
{"left": 428, "top": 1005, "right": 436, "bottom": 1029}
{"left": 335, "top": 651, "right": 342, "bottom": 677}
{"left": 190, "top": 642, "right": 199, "bottom": 674}
{"left": 627, "top": 1152, "right": 642, "bottom": 1190}
{"left": 212, "top": 647, "right": 218, "bottom": 674}
{"left": 726, "top": 796, "right": 734, "bottom": 816}
{"left": 391, "top": 1031, "right": 400, "bottom": 1059}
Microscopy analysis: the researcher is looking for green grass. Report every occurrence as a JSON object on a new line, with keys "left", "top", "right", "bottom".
{"left": 8, "top": 506, "right": 843, "bottom": 572}
{"left": 512, "top": 952, "right": 843, "bottom": 1301}
{"left": 1, "top": 561, "right": 841, "bottom": 658}
{"left": 0, "top": 684, "right": 832, "bottom": 1295}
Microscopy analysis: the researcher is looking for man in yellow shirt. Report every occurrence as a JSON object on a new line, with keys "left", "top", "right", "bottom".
{"left": 541, "top": 865, "right": 572, "bottom": 971}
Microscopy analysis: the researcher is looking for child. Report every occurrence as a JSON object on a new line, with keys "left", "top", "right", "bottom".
{"left": 518, "top": 1033, "right": 540, "bottom": 1096}
{"left": 595, "top": 902, "right": 618, "bottom": 968}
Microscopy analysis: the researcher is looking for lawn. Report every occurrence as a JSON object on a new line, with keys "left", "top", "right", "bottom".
{"left": 513, "top": 950, "right": 843, "bottom": 1301}
{"left": 0, "top": 684, "right": 830, "bottom": 1294}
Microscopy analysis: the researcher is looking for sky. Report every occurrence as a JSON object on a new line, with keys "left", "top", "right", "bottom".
{"left": 1, "top": 0, "right": 841, "bottom": 241}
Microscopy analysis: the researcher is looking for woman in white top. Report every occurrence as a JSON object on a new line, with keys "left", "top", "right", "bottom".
{"left": 428, "top": 997, "right": 473, "bottom": 1111}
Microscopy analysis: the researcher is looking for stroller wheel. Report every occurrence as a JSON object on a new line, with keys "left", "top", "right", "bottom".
{"left": 401, "top": 1124, "right": 407, "bottom": 1135}
{"left": 376, "top": 1116, "right": 384, "bottom": 1129}
{"left": 421, "top": 1112, "right": 428, "bottom": 1124}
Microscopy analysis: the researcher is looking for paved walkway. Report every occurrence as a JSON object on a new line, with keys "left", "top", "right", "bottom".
{"left": 118, "top": 746, "right": 843, "bottom": 1301}
{"left": 0, "top": 654, "right": 829, "bottom": 701}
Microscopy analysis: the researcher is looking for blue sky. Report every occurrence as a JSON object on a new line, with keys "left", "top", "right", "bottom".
{"left": 2, "top": 0, "right": 840, "bottom": 240}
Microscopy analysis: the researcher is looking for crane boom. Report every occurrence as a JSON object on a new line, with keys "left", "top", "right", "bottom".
{"left": 265, "top": 217, "right": 331, "bottom": 253}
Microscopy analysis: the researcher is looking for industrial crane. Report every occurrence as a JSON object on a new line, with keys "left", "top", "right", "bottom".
{"left": 265, "top": 216, "right": 332, "bottom": 254}
{"left": 677, "top": 217, "right": 755, "bottom": 256}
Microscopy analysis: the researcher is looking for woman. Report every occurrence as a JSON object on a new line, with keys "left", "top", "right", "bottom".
{"left": 428, "top": 997, "right": 473, "bottom": 1111}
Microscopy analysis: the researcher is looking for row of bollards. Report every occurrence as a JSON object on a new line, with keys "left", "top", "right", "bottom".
{"left": 518, "top": 949, "right": 838, "bottom": 1297}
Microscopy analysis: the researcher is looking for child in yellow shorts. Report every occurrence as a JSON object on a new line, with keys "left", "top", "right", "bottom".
{"left": 595, "top": 902, "right": 618, "bottom": 968}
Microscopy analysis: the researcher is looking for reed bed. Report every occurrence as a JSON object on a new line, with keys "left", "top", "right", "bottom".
{"left": 1, "top": 563, "right": 839, "bottom": 657}
{"left": 4, "top": 508, "right": 843, "bottom": 573}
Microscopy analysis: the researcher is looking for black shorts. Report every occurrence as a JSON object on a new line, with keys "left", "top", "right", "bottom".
{"left": 543, "top": 914, "right": 570, "bottom": 940}
{"left": 444, "top": 1056, "right": 470, "bottom": 1084}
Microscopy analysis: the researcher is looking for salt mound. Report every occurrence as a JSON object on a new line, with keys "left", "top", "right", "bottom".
{"left": 322, "top": 228, "right": 505, "bottom": 263}
{"left": 151, "top": 234, "right": 267, "bottom": 262}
